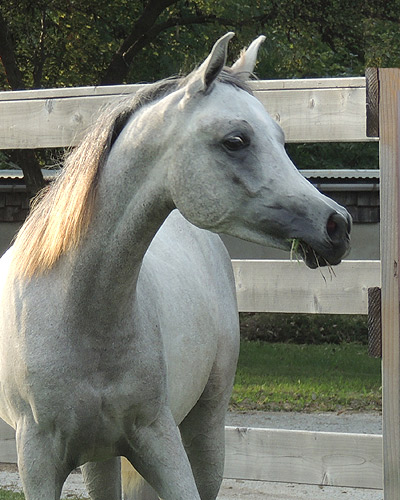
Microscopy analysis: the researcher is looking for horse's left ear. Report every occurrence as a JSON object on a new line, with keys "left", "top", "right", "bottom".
{"left": 231, "top": 35, "right": 266, "bottom": 78}
{"left": 185, "top": 32, "right": 234, "bottom": 96}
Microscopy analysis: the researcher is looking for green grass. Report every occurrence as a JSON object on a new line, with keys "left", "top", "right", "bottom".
{"left": 0, "top": 491, "right": 24, "bottom": 500}
{"left": 0, "top": 491, "right": 87, "bottom": 500}
{"left": 231, "top": 341, "right": 382, "bottom": 412}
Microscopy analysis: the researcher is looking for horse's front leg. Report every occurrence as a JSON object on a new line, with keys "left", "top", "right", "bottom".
{"left": 81, "top": 458, "right": 122, "bottom": 500}
{"left": 16, "top": 419, "right": 71, "bottom": 500}
{"left": 125, "top": 406, "right": 201, "bottom": 500}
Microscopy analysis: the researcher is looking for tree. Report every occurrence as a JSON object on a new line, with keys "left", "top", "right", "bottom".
{"left": 0, "top": 0, "right": 268, "bottom": 194}
{"left": 2, "top": 0, "right": 400, "bottom": 193}
{"left": 0, "top": 8, "right": 48, "bottom": 194}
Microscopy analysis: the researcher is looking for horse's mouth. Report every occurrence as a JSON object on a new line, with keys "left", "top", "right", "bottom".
{"left": 303, "top": 244, "right": 342, "bottom": 269}
{"left": 291, "top": 240, "right": 342, "bottom": 269}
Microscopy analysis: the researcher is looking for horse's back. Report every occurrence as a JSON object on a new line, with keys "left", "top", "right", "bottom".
{"left": 137, "top": 210, "right": 239, "bottom": 423}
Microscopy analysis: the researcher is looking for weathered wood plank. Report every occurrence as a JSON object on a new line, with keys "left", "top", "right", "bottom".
{"left": 0, "top": 419, "right": 17, "bottom": 463}
{"left": 256, "top": 87, "right": 371, "bottom": 143}
{"left": 0, "top": 418, "right": 383, "bottom": 490}
{"left": 0, "top": 77, "right": 367, "bottom": 101}
{"left": 0, "top": 79, "right": 375, "bottom": 149}
{"left": 233, "top": 260, "right": 380, "bottom": 314}
{"left": 250, "top": 76, "right": 366, "bottom": 90}
{"left": 366, "top": 68, "right": 380, "bottom": 138}
{"left": 224, "top": 426, "right": 382, "bottom": 489}
{"left": 250, "top": 76, "right": 367, "bottom": 91}
{"left": 0, "top": 94, "right": 121, "bottom": 149}
{"left": 378, "top": 68, "right": 400, "bottom": 500}
{"left": 0, "top": 84, "right": 144, "bottom": 101}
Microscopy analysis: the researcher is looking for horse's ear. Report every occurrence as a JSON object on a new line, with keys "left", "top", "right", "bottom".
{"left": 231, "top": 35, "right": 266, "bottom": 78}
{"left": 185, "top": 32, "right": 234, "bottom": 95}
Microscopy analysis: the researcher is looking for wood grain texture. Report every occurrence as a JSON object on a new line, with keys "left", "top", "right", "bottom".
{"left": 256, "top": 86, "right": 372, "bottom": 143}
{"left": 366, "top": 68, "right": 380, "bottom": 138}
{"left": 0, "top": 94, "right": 121, "bottom": 148}
{"left": 0, "top": 84, "right": 144, "bottom": 101}
{"left": 232, "top": 260, "right": 380, "bottom": 314}
{"left": 0, "top": 418, "right": 383, "bottom": 490}
{"left": 378, "top": 68, "right": 400, "bottom": 500}
{"left": 224, "top": 426, "right": 382, "bottom": 489}
{"left": 250, "top": 77, "right": 366, "bottom": 91}
{"left": 0, "top": 78, "right": 376, "bottom": 149}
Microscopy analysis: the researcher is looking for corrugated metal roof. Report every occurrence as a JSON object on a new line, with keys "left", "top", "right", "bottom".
{"left": 301, "top": 169, "right": 379, "bottom": 180}
{"left": 0, "top": 168, "right": 379, "bottom": 182}
{"left": 0, "top": 169, "right": 60, "bottom": 180}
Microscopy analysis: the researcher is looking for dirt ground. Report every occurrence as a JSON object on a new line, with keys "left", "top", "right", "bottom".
{"left": 225, "top": 409, "right": 382, "bottom": 433}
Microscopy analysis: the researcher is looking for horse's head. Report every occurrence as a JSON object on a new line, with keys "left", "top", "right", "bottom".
{"left": 167, "top": 33, "right": 351, "bottom": 268}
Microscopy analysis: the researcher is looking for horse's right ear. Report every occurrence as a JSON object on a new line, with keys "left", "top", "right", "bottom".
{"left": 184, "top": 32, "right": 234, "bottom": 97}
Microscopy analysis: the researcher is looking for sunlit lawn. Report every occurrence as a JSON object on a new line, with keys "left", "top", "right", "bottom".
{"left": 231, "top": 341, "right": 382, "bottom": 412}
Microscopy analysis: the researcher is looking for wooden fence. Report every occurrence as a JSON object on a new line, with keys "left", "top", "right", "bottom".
{"left": 0, "top": 73, "right": 396, "bottom": 495}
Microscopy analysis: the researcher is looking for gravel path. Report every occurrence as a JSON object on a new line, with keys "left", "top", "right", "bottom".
{"left": 226, "top": 409, "right": 382, "bottom": 434}
{"left": 0, "top": 411, "right": 383, "bottom": 499}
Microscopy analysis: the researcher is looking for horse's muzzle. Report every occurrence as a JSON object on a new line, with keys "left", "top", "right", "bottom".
{"left": 303, "top": 210, "right": 352, "bottom": 269}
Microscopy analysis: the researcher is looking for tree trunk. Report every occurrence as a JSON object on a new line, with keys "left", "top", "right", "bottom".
{"left": 100, "top": 0, "right": 178, "bottom": 85}
{"left": 10, "top": 151, "right": 46, "bottom": 197}
{"left": 0, "top": 11, "right": 45, "bottom": 198}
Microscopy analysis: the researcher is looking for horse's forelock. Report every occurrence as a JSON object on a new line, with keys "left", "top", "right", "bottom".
{"left": 218, "top": 69, "right": 254, "bottom": 94}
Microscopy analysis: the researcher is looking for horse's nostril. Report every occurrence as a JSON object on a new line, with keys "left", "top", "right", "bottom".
{"left": 326, "top": 212, "right": 351, "bottom": 240}
{"left": 327, "top": 215, "right": 338, "bottom": 239}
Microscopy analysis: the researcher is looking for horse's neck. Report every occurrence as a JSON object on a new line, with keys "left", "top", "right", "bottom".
{"left": 66, "top": 139, "right": 172, "bottom": 319}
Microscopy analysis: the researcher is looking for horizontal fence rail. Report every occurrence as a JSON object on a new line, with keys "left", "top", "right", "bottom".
{"left": 233, "top": 259, "right": 381, "bottom": 314}
{"left": 224, "top": 426, "right": 382, "bottom": 489}
{"left": 0, "top": 77, "right": 377, "bottom": 149}
{"left": 0, "top": 419, "right": 383, "bottom": 490}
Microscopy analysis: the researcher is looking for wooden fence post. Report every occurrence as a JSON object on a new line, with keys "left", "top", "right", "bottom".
{"left": 378, "top": 68, "right": 400, "bottom": 499}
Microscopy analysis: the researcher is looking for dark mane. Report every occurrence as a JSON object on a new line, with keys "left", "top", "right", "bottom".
{"left": 217, "top": 69, "right": 253, "bottom": 94}
{"left": 109, "top": 77, "right": 183, "bottom": 149}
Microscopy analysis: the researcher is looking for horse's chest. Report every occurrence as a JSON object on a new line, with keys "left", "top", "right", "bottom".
{"left": 16, "top": 321, "right": 167, "bottom": 433}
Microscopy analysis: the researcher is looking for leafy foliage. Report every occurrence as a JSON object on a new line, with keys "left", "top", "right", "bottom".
{"left": 240, "top": 312, "right": 368, "bottom": 345}
{"left": 2, "top": 0, "right": 400, "bottom": 91}
{"left": 286, "top": 142, "right": 379, "bottom": 171}
{"left": 0, "top": 1, "right": 399, "bottom": 188}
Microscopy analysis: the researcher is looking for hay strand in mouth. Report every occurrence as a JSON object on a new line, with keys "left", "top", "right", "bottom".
{"left": 289, "top": 238, "right": 302, "bottom": 263}
{"left": 289, "top": 239, "right": 337, "bottom": 281}
{"left": 313, "top": 250, "right": 336, "bottom": 282}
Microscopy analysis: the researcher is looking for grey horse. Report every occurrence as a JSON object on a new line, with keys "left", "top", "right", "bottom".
{"left": 0, "top": 33, "right": 350, "bottom": 500}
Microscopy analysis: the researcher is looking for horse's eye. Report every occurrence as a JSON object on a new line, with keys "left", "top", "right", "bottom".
{"left": 223, "top": 135, "right": 249, "bottom": 152}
